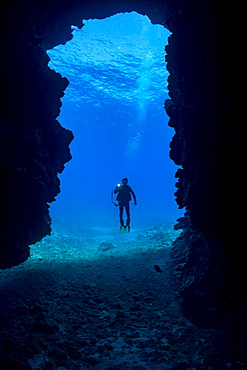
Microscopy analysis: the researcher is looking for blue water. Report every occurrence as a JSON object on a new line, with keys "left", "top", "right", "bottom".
{"left": 47, "top": 12, "right": 183, "bottom": 229}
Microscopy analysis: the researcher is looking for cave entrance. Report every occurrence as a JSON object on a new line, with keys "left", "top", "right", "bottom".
{"left": 47, "top": 11, "right": 182, "bottom": 230}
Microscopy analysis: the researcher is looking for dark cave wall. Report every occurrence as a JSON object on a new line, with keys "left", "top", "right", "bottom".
{"left": 0, "top": 0, "right": 244, "bottom": 332}
{"left": 165, "top": 2, "right": 243, "bottom": 328}
{"left": 0, "top": 5, "right": 74, "bottom": 268}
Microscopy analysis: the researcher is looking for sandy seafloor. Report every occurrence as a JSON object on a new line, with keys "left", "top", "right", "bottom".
{"left": 0, "top": 223, "right": 236, "bottom": 370}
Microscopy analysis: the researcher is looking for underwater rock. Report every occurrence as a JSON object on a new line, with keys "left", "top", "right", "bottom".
{"left": 165, "top": 0, "right": 244, "bottom": 335}
{"left": 33, "top": 319, "right": 59, "bottom": 335}
{"left": 98, "top": 242, "right": 116, "bottom": 252}
{"left": 0, "top": 349, "right": 32, "bottom": 370}
{"left": 173, "top": 216, "right": 190, "bottom": 230}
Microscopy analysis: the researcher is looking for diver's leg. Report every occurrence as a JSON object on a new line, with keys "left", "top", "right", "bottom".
{"left": 119, "top": 203, "right": 124, "bottom": 227}
{"left": 126, "top": 202, "right": 130, "bottom": 230}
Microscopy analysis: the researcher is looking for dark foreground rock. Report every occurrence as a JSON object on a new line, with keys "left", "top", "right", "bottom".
{"left": 0, "top": 225, "right": 244, "bottom": 369}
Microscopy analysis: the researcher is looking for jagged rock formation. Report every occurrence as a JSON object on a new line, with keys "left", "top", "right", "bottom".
{"left": 0, "top": 0, "right": 243, "bottom": 340}
{"left": 165, "top": 2, "right": 243, "bottom": 333}
{"left": 0, "top": 5, "right": 74, "bottom": 268}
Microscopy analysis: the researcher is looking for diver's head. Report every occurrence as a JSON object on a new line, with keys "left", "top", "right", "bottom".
{"left": 122, "top": 178, "right": 128, "bottom": 185}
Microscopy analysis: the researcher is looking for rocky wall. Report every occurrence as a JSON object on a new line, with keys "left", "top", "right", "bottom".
{"left": 0, "top": 2, "right": 74, "bottom": 268}
{"left": 165, "top": 0, "right": 244, "bottom": 334}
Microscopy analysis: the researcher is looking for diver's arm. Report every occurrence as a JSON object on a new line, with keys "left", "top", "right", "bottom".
{"left": 130, "top": 188, "right": 137, "bottom": 204}
{"left": 114, "top": 185, "right": 121, "bottom": 194}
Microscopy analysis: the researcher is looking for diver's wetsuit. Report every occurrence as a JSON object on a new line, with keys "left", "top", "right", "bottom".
{"left": 114, "top": 184, "right": 136, "bottom": 227}
{"left": 119, "top": 202, "right": 130, "bottom": 227}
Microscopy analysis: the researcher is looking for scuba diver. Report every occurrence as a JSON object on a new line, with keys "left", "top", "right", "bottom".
{"left": 112, "top": 178, "right": 137, "bottom": 233}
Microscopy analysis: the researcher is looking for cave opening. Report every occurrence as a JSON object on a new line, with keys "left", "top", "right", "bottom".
{"left": 47, "top": 11, "right": 183, "bottom": 233}
{"left": 0, "top": 1, "right": 243, "bottom": 367}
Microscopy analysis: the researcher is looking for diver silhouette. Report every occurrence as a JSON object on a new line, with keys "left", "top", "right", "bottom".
{"left": 113, "top": 178, "right": 137, "bottom": 233}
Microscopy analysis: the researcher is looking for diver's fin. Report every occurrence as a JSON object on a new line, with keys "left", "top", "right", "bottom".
{"left": 127, "top": 226, "right": 130, "bottom": 233}
{"left": 120, "top": 226, "right": 123, "bottom": 234}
